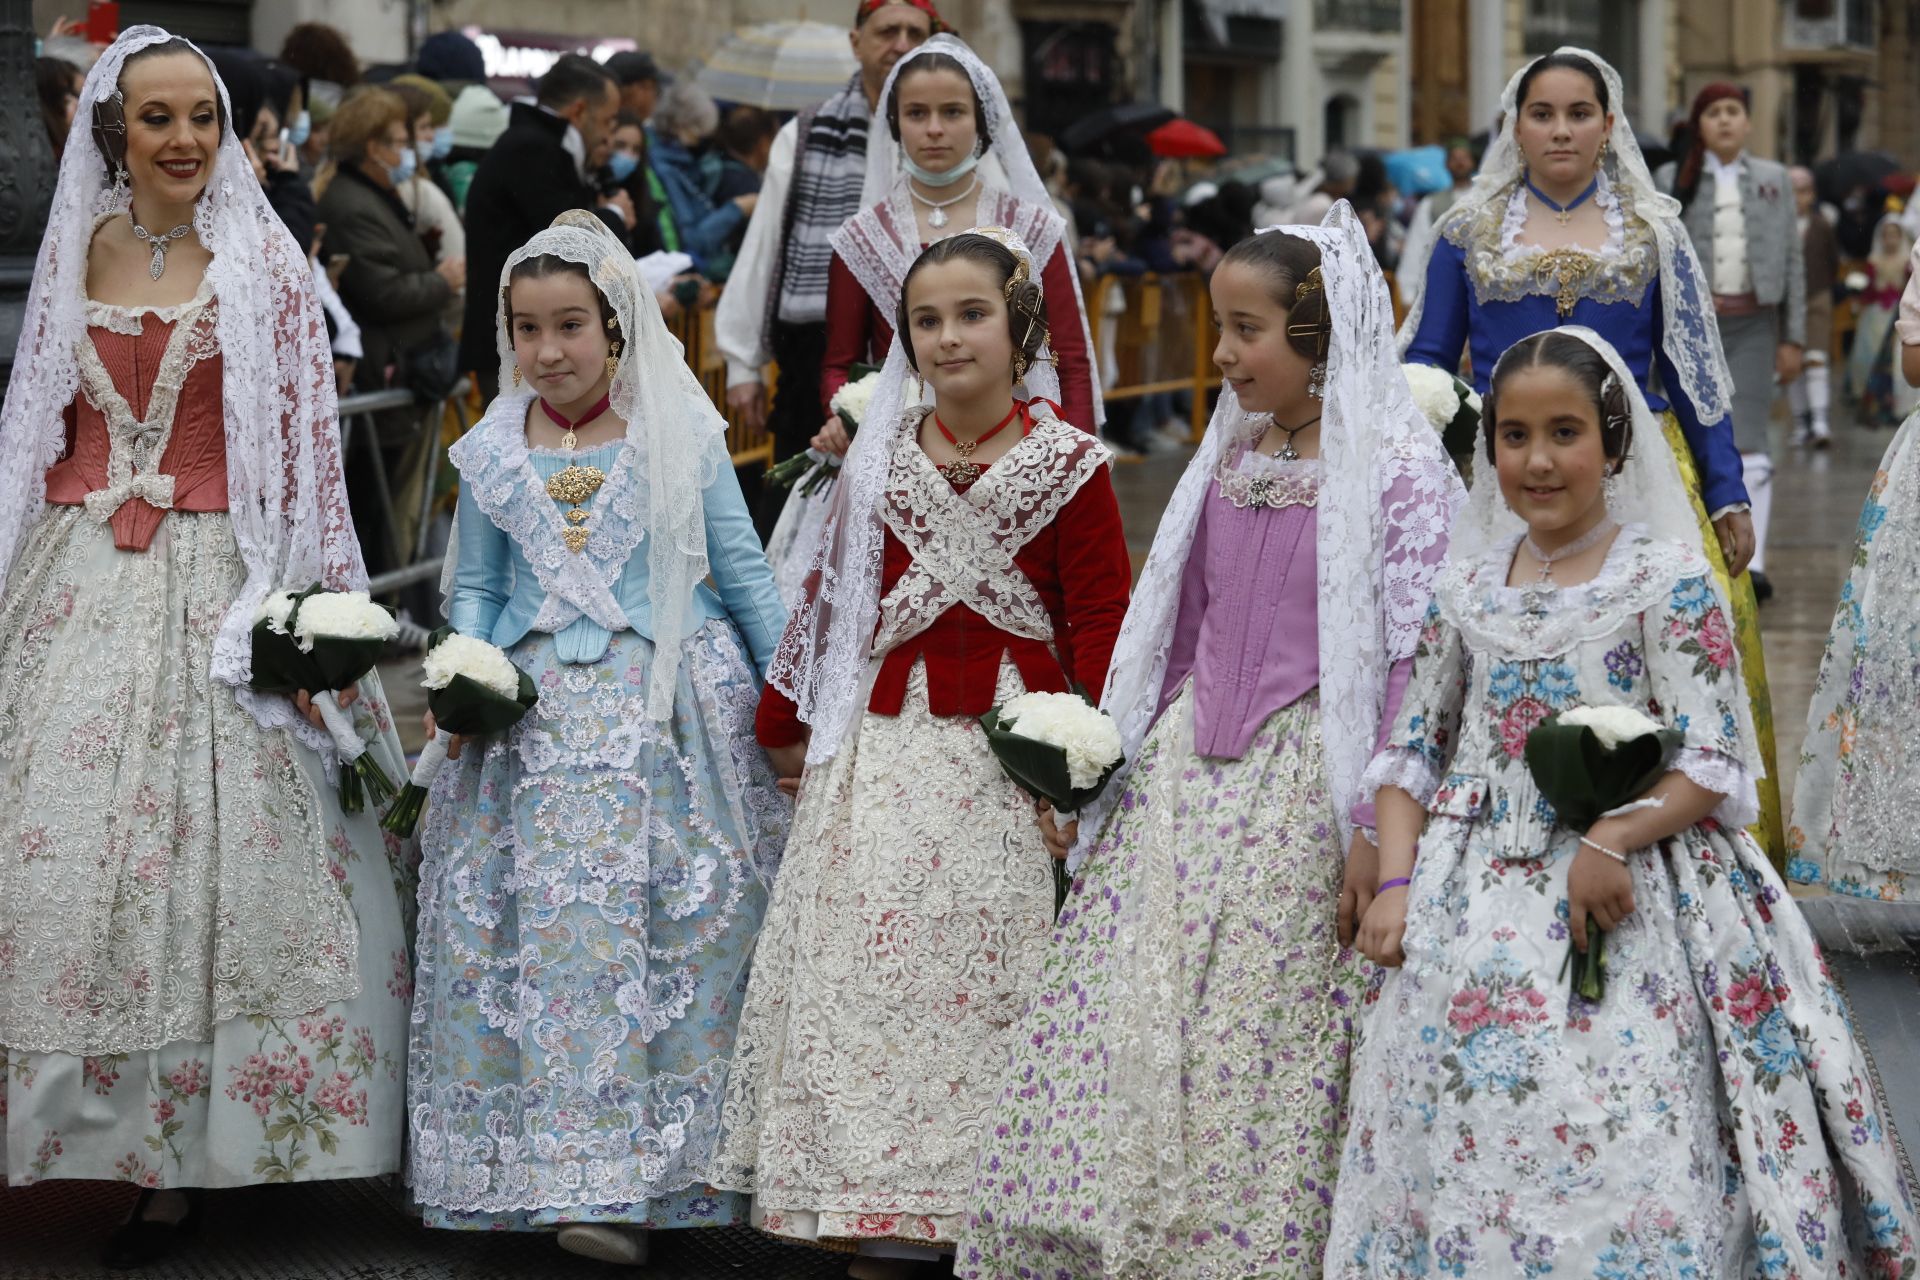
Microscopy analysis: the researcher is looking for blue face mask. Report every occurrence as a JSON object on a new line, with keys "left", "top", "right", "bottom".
{"left": 288, "top": 110, "right": 311, "bottom": 147}
{"left": 606, "top": 151, "right": 640, "bottom": 184}
{"left": 901, "top": 147, "right": 981, "bottom": 188}
{"left": 432, "top": 127, "right": 454, "bottom": 160}
{"left": 389, "top": 146, "right": 417, "bottom": 186}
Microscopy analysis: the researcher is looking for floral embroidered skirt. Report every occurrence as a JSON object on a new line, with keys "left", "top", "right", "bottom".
{"left": 961, "top": 687, "right": 1368, "bottom": 1280}
{"left": 1662, "top": 414, "right": 1785, "bottom": 869}
{"left": 711, "top": 660, "right": 1055, "bottom": 1250}
{"left": 1790, "top": 406, "right": 1920, "bottom": 900}
{"left": 0, "top": 509, "right": 412, "bottom": 1187}
{"left": 1325, "top": 805, "right": 1918, "bottom": 1276}
{"left": 407, "top": 620, "right": 786, "bottom": 1232}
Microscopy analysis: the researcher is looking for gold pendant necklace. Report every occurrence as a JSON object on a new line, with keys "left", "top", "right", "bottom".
{"left": 541, "top": 394, "right": 610, "bottom": 553}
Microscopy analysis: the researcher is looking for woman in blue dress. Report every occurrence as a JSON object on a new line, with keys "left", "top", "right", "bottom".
{"left": 405, "top": 211, "right": 790, "bottom": 1267}
{"left": 1402, "top": 46, "right": 1785, "bottom": 865}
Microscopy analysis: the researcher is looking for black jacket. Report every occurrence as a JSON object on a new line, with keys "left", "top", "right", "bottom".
{"left": 317, "top": 163, "right": 451, "bottom": 391}
{"left": 458, "top": 102, "right": 627, "bottom": 376}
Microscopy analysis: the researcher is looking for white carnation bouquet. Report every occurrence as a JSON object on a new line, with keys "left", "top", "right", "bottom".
{"left": 380, "top": 629, "right": 538, "bottom": 835}
{"left": 765, "top": 365, "right": 882, "bottom": 496}
{"left": 980, "top": 689, "right": 1125, "bottom": 914}
{"left": 1402, "top": 362, "right": 1483, "bottom": 460}
{"left": 251, "top": 586, "right": 401, "bottom": 811}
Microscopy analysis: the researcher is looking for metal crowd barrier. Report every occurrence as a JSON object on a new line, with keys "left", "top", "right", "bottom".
{"left": 337, "top": 381, "right": 469, "bottom": 603}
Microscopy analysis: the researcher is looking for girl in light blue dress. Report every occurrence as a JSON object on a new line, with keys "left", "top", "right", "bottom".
{"left": 405, "top": 211, "right": 789, "bottom": 1268}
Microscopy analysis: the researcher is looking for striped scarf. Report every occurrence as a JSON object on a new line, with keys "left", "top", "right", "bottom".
{"left": 769, "top": 74, "right": 870, "bottom": 335}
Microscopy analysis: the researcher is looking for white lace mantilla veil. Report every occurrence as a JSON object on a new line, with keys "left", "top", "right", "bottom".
{"left": 1075, "top": 201, "right": 1466, "bottom": 869}
{"left": 1397, "top": 46, "right": 1737, "bottom": 430}
{"left": 767, "top": 226, "right": 1064, "bottom": 765}
{"left": 439, "top": 211, "right": 725, "bottom": 720}
{"left": 0, "top": 26, "right": 367, "bottom": 751}
{"left": 839, "top": 33, "right": 1102, "bottom": 427}
{"left": 1450, "top": 324, "right": 1764, "bottom": 782}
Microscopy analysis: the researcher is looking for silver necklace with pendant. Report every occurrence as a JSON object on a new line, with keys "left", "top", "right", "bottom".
{"left": 911, "top": 175, "right": 979, "bottom": 231}
{"left": 130, "top": 214, "right": 193, "bottom": 280}
{"left": 1518, "top": 518, "right": 1615, "bottom": 631}
{"left": 1261, "top": 413, "right": 1320, "bottom": 462}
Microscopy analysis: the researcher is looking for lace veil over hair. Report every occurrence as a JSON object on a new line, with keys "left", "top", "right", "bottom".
{"left": 767, "top": 226, "right": 1064, "bottom": 764}
{"left": 838, "top": 33, "right": 1101, "bottom": 427}
{"left": 440, "top": 211, "right": 726, "bottom": 720}
{"left": 1082, "top": 201, "right": 1465, "bottom": 865}
{"left": 1397, "top": 46, "right": 1737, "bottom": 430}
{"left": 1449, "top": 324, "right": 1764, "bottom": 786}
{"left": 0, "top": 27, "right": 369, "bottom": 749}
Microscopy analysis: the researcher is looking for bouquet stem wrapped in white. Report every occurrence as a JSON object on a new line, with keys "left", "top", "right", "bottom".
{"left": 381, "top": 629, "right": 538, "bottom": 835}
{"left": 980, "top": 689, "right": 1125, "bottom": 915}
{"left": 252, "top": 587, "right": 401, "bottom": 812}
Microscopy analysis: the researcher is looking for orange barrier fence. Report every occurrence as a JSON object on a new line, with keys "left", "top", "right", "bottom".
{"left": 1084, "top": 272, "right": 1214, "bottom": 442}
{"left": 666, "top": 297, "right": 776, "bottom": 468}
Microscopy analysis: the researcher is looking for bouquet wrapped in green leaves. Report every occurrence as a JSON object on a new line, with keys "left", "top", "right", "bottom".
{"left": 252, "top": 586, "right": 401, "bottom": 812}
{"left": 1522, "top": 705, "right": 1684, "bottom": 1000}
{"left": 979, "top": 690, "right": 1125, "bottom": 916}
{"left": 380, "top": 629, "right": 538, "bottom": 835}
{"left": 764, "top": 365, "right": 880, "bottom": 496}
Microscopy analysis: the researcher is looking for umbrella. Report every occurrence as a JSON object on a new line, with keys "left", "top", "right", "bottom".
{"left": 691, "top": 20, "right": 857, "bottom": 111}
{"left": 1058, "top": 102, "right": 1175, "bottom": 153}
{"left": 1815, "top": 150, "right": 1902, "bottom": 206}
{"left": 1384, "top": 145, "right": 1449, "bottom": 196}
{"left": 1148, "top": 118, "right": 1227, "bottom": 159}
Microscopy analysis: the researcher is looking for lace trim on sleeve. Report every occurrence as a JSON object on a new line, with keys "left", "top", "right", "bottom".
{"left": 1360, "top": 746, "right": 1441, "bottom": 809}
{"left": 1673, "top": 746, "right": 1759, "bottom": 830}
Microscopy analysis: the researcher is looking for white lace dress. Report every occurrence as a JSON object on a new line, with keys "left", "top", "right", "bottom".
{"left": 0, "top": 288, "right": 412, "bottom": 1188}
{"left": 1325, "top": 528, "right": 1918, "bottom": 1276}
{"left": 711, "top": 412, "right": 1125, "bottom": 1250}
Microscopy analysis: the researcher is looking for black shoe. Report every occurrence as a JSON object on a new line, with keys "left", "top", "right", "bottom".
{"left": 103, "top": 1189, "right": 201, "bottom": 1270}
{"left": 1750, "top": 570, "right": 1774, "bottom": 603}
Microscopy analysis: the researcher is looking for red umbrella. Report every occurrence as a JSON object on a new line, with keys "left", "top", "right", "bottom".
{"left": 1147, "top": 118, "right": 1227, "bottom": 159}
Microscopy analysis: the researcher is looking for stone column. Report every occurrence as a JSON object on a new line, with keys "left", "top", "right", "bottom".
{"left": 0, "top": 0, "right": 55, "bottom": 396}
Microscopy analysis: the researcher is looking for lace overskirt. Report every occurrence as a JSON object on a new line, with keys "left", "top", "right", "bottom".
{"left": 711, "top": 660, "right": 1054, "bottom": 1248}
{"left": 407, "top": 621, "right": 786, "bottom": 1227}
{"left": 962, "top": 687, "right": 1370, "bottom": 1279}
{"left": 0, "top": 509, "right": 412, "bottom": 1185}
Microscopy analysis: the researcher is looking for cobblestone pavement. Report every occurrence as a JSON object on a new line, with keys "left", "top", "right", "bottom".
{"left": 4, "top": 411, "right": 1915, "bottom": 1279}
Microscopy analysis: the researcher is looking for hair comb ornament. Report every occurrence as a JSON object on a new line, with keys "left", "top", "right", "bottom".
{"left": 1287, "top": 266, "right": 1331, "bottom": 357}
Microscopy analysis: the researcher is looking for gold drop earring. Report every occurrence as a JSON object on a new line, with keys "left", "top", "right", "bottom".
{"left": 511, "top": 365, "right": 522, "bottom": 387}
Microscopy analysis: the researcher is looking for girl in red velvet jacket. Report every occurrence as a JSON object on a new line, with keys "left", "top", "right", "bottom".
{"left": 711, "top": 228, "right": 1129, "bottom": 1273}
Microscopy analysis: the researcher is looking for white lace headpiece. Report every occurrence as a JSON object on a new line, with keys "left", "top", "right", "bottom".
{"left": 442, "top": 211, "right": 726, "bottom": 720}
{"left": 1079, "top": 201, "right": 1466, "bottom": 863}
{"left": 0, "top": 26, "right": 367, "bottom": 746}
{"left": 1449, "top": 324, "right": 1762, "bottom": 774}
{"left": 1397, "top": 46, "right": 1736, "bottom": 428}
{"left": 838, "top": 33, "right": 1101, "bottom": 427}
{"left": 767, "top": 223, "right": 1065, "bottom": 764}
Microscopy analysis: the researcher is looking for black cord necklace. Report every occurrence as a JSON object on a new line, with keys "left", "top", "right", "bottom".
{"left": 1263, "top": 414, "right": 1321, "bottom": 461}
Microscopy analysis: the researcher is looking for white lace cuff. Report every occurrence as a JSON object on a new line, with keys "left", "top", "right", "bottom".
{"left": 1707, "top": 502, "right": 1751, "bottom": 522}
{"left": 1360, "top": 747, "right": 1440, "bottom": 808}
{"left": 1673, "top": 746, "right": 1759, "bottom": 829}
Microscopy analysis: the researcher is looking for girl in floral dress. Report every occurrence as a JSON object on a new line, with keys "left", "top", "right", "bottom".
{"left": 1331, "top": 326, "right": 1917, "bottom": 1276}
{"left": 405, "top": 211, "right": 788, "bottom": 1267}
{"left": 711, "top": 229, "right": 1130, "bottom": 1277}
{"left": 0, "top": 28, "right": 412, "bottom": 1267}
{"left": 959, "top": 205, "right": 1463, "bottom": 1279}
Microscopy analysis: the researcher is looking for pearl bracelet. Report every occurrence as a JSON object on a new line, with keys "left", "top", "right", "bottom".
{"left": 1580, "top": 835, "right": 1628, "bottom": 864}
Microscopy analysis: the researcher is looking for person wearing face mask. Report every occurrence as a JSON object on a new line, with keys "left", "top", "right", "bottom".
{"left": 459, "top": 53, "right": 632, "bottom": 399}
{"left": 603, "top": 110, "right": 675, "bottom": 259}
{"left": 1657, "top": 83, "right": 1804, "bottom": 604}
{"left": 649, "top": 82, "right": 756, "bottom": 280}
{"left": 315, "top": 86, "right": 467, "bottom": 570}
{"left": 714, "top": 0, "right": 947, "bottom": 539}
{"left": 387, "top": 76, "right": 466, "bottom": 306}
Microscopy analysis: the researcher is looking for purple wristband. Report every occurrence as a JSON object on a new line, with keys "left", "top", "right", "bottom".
{"left": 1376, "top": 876, "right": 1411, "bottom": 893}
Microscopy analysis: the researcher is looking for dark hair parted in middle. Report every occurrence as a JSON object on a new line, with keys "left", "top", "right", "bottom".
{"left": 503, "top": 253, "right": 623, "bottom": 355}
{"left": 1216, "top": 230, "right": 1332, "bottom": 360}
{"left": 885, "top": 51, "right": 990, "bottom": 155}
{"left": 1514, "top": 51, "right": 1611, "bottom": 116}
{"left": 896, "top": 233, "right": 1050, "bottom": 377}
{"left": 1481, "top": 330, "right": 1634, "bottom": 466}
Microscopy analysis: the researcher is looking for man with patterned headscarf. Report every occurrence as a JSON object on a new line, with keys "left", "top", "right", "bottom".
{"left": 715, "top": 0, "right": 946, "bottom": 536}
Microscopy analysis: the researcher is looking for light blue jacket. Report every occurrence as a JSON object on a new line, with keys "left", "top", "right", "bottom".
{"left": 447, "top": 430, "right": 785, "bottom": 674}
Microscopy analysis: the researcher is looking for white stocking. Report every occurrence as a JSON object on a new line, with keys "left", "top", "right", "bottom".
{"left": 1742, "top": 451, "right": 1774, "bottom": 574}
{"left": 1805, "top": 360, "right": 1831, "bottom": 436}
